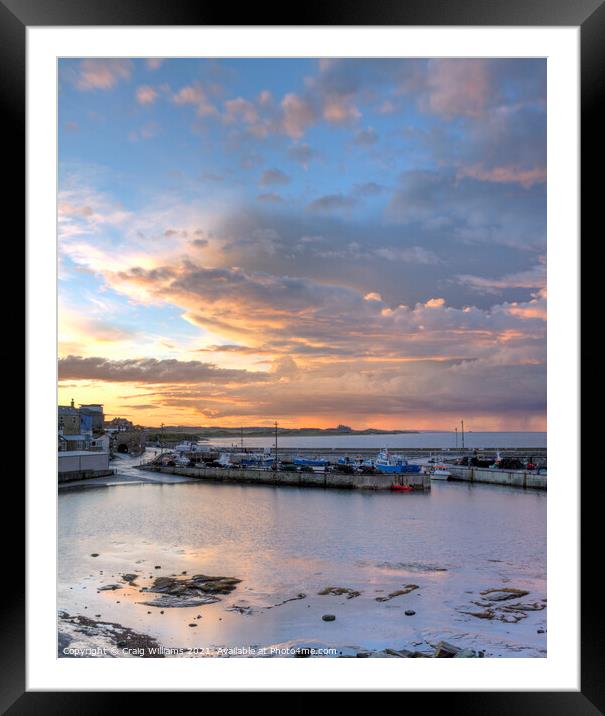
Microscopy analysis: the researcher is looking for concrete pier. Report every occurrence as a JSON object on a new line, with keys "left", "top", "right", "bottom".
{"left": 448, "top": 466, "right": 546, "bottom": 490}
{"left": 137, "top": 464, "right": 431, "bottom": 491}
{"left": 58, "top": 450, "right": 115, "bottom": 483}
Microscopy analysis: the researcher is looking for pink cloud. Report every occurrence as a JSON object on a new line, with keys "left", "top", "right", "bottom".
{"left": 136, "top": 85, "right": 158, "bottom": 105}
{"left": 281, "top": 93, "right": 317, "bottom": 139}
{"left": 173, "top": 84, "right": 217, "bottom": 117}
{"left": 457, "top": 164, "right": 546, "bottom": 188}
{"left": 423, "top": 60, "right": 491, "bottom": 118}
{"left": 75, "top": 59, "right": 133, "bottom": 91}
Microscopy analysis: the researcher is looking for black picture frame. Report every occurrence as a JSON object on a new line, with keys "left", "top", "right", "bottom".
{"left": 6, "top": 0, "right": 599, "bottom": 709}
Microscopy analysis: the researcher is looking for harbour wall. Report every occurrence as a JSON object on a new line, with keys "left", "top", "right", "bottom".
{"left": 448, "top": 466, "right": 546, "bottom": 490}
{"left": 58, "top": 468, "right": 116, "bottom": 483}
{"left": 58, "top": 450, "right": 115, "bottom": 483}
{"left": 137, "top": 465, "right": 431, "bottom": 491}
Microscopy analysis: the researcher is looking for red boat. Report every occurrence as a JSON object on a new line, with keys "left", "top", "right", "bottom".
{"left": 390, "top": 484, "right": 413, "bottom": 492}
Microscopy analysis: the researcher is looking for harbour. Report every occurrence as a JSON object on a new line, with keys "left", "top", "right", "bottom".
{"left": 137, "top": 442, "right": 547, "bottom": 491}
{"left": 58, "top": 452, "right": 547, "bottom": 659}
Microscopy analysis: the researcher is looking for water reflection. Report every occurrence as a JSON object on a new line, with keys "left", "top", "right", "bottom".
{"left": 58, "top": 477, "right": 546, "bottom": 656}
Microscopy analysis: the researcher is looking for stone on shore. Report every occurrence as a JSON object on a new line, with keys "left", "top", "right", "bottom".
{"left": 139, "top": 573, "right": 241, "bottom": 608}
{"left": 318, "top": 586, "right": 361, "bottom": 599}
{"left": 479, "top": 587, "right": 530, "bottom": 601}
{"left": 434, "top": 641, "right": 461, "bottom": 658}
{"left": 375, "top": 584, "right": 419, "bottom": 601}
{"left": 322, "top": 614, "right": 336, "bottom": 621}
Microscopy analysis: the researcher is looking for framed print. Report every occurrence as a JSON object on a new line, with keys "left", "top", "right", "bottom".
{"left": 6, "top": 0, "right": 599, "bottom": 707}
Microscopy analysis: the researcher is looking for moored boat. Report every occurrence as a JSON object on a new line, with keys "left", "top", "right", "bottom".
{"left": 428, "top": 464, "right": 451, "bottom": 480}
{"left": 390, "top": 484, "right": 413, "bottom": 492}
{"left": 374, "top": 449, "right": 421, "bottom": 474}
{"left": 293, "top": 456, "right": 329, "bottom": 468}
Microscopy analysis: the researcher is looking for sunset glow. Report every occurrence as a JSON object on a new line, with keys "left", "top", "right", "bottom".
{"left": 58, "top": 58, "right": 546, "bottom": 430}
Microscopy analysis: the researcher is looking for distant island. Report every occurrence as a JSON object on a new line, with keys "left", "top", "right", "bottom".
{"left": 143, "top": 424, "right": 420, "bottom": 442}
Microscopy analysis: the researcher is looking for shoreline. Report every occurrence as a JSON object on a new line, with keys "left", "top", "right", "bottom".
{"left": 58, "top": 610, "right": 490, "bottom": 659}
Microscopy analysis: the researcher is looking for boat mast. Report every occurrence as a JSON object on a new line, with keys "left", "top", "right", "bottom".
{"left": 274, "top": 421, "right": 278, "bottom": 468}
{"left": 461, "top": 420, "right": 465, "bottom": 450}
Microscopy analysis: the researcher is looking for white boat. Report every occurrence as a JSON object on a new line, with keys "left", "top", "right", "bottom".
{"left": 175, "top": 440, "right": 209, "bottom": 453}
{"left": 217, "top": 450, "right": 274, "bottom": 470}
{"left": 428, "top": 464, "right": 451, "bottom": 480}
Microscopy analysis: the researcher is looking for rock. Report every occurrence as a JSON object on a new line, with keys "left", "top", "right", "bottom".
{"left": 404, "top": 609, "right": 416, "bottom": 616}
{"left": 322, "top": 614, "right": 336, "bottom": 621}
{"left": 356, "top": 651, "right": 371, "bottom": 658}
{"left": 434, "top": 641, "right": 461, "bottom": 658}
{"left": 58, "top": 613, "right": 166, "bottom": 658}
{"left": 454, "top": 649, "right": 478, "bottom": 658}
{"left": 318, "top": 586, "right": 361, "bottom": 599}
{"left": 122, "top": 574, "right": 138, "bottom": 583}
{"left": 502, "top": 601, "right": 546, "bottom": 612}
{"left": 154, "top": 565, "right": 161, "bottom": 569}
{"left": 57, "top": 632, "right": 72, "bottom": 656}
{"left": 385, "top": 648, "right": 414, "bottom": 657}
{"left": 98, "top": 584, "right": 121, "bottom": 591}
{"left": 270, "top": 593, "right": 307, "bottom": 608}
{"left": 479, "top": 587, "right": 530, "bottom": 601}
{"left": 139, "top": 573, "right": 241, "bottom": 608}
{"left": 376, "top": 584, "right": 419, "bottom": 601}
{"left": 90, "top": 553, "right": 99, "bottom": 557}
{"left": 537, "top": 628, "right": 545, "bottom": 634}
{"left": 188, "top": 623, "right": 197, "bottom": 627}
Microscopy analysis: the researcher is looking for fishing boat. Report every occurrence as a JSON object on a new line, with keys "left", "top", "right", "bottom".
{"left": 390, "top": 484, "right": 413, "bottom": 492}
{"left": 240, "top": 453, "right": 274, "bottom": 470}
{"left": 374, "top": 449, "right": 421, "bottom": 474}
{"left": 293, "top": 456, "right": 329, "bottom": 468}
{"left": 217, "top": 451, "right": 274, "bottom": 470}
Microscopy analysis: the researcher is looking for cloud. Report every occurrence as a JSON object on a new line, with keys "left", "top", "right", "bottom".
{"left": 281, "top": 93, "right": 317, "bottom": 139}
{"left": 386, "top": 169, "right": 545, "bottom": 250}
{"left": 353, "top": 127, "right": 378, "bottom": 145}
{"left": 129, "top": 121, "right": 160, "bottom": 142}
{"left": 173, "top": 83, "right": 217, "bottom": 117}
{"left": 287, "top": 143, "right": 316, "bottom": 168}
{"left": 353, "top": 181, "right": 385, "bottom": 197}
{"left": 58, "top": 355, "right": 270, "bottom": 384}
{"left": 75, "top": 59, "right": 133, "bottom": 91}
{"left": 257, "top": 193, "right": 285, "bottom": 204}
{"left": 422, "top": 60, "right": 492, "bottom": 118}
{"left": 259, "top": 169, "right": 290, "bottom": 186}
{"left": 457, "top": 262, "right": 546, "bottom": 294}
{"left": 456, "top": 164, "right": 546, "bottom": 189}
{"left": 146, "top": 58, "right": 164, "bottom": 71}
{"left": 136, "top": 85, "right": 158, "bottom": 105}
{"left": 374, "top": 246, "right": 440, "bottom": 265}
{"left": 308, "top": 194, "right": 358, "bottom": 213}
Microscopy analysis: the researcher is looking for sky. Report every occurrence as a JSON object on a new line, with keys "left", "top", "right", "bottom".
{"left": 57, "top": 58, "right": 546, "bottom": 430}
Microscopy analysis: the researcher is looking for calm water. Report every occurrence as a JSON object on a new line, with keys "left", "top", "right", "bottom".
{"left": 208, "top": 431, "right": 546, "bottom": 450}
{"left": 58, "top": 455, "right": 546, "bottom": 657}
